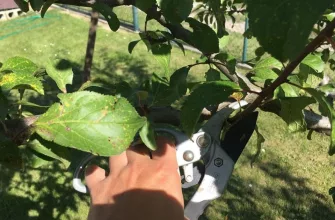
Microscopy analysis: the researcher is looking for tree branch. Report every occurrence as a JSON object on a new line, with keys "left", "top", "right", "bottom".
{"left": 233, "top": 18, "right": 335, "bottom": 121}
{"left": 210, "top": 59, "right": 238, "bottom": 82}
{"left": 83, "top": 9, "right": 99, "bottom": 82}
{"left": 51, "top": 0, "right": 335, "bottom": 133}
{"left": 1, "top": 116, "right": 39, "bottom": 145}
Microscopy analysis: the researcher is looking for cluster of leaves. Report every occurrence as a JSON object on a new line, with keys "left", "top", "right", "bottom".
{"left": 0, "top": 57, "right": 150, "bottom": 168}
{"left": 6, "top": 0, "right": 335, "bottom": 202}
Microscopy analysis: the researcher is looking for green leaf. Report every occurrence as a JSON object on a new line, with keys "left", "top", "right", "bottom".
{"left": 78, "top": 81, "right": 106, "bottom": 92}
{"left": 205, "top": 68, "right": 221, "bottom": 81}
{"left": 151, "top": 74, "right": 176, "bottom": 106}
{"left": 255, "top": 47, "right": 265, "bottom": 57}
{"left": 46, "top": 59, "right": 73, "bottom": 93}
{"left": 0, "top": 73, "right": 44, "bottom": 95}
{"left": 14, "top": 0, "right": 29, "bottom": 12}
{"left": 159, "top": 30, "right": 174, "bottom": 40}
{"left": 1, "top": 57, "right": 38, "bottom": 75}
{"left": 318, "top": 84, "right": 335, "bottom": 94}
{"left": 304, "top": 88, "right": 335, "bottom": 155}
{"left": 135, "top": 0, "right": 156, "bottom": 11}
{"left": 247, "top": 0, "right": 333, "bottom": 61}
{"left": 301, "top": 54, "right": 325, "bottom": 73}
{"left": 30, "top": 0, "right": 44, "bottom": 11}
{"left": 41, "top": 0, "right": 56, "bottom": 18}
{"left": 0, "top": 90, "right": 8, "bottom": 120}
{"left": 23, "top": 148, "right": 53, "bottom": 168}
{"left": 252, "top": 57, "right": 282, "bottom": 81}
{"left": 298, "top": 64, "right": 323, "bottom": 87}
{"left": 279, "top": 97, "right": 315, "bottom": 132}
{"left": 325, "top": 12, "right": 335, "bottom": 21}
{"left": 139, "top": 121, "right": 157, "bottom": 151}
{"left": 170, "top": 67, "right": 189, "bottom": 97}
{"left": 250, "top": 125, "right": 265, "bottom": 167}
{"left": 27, "top": 139, "right": 70, "bottom": 167}
{"left": 181, "top": 81, "right": 240, "bottom": 136}
{"left": 274, "top": 83, "right": 297, "bottom": 98}
{"left": 251, "top": 76, "right": 267, "bottom": 83}
{"left": 128, "top": 40, "right": 141, "bottom": 54}
{"left": 158, "top": 0, "right": 193, "bottom": 24}
{"left": 173, "top": 39, "right": 186, "bottom": 55}
{"left": 35, "top": 91, "right": 146, "bottom": 156}
{"left": 322, "top": 48, "right": 330, "bottom": 62}
{"left": 186, "top": 18, "right": 219, "bottom": 54}
{"left": 151, "top": 44, "right": 172, "bottom": 78}
{"left": 93, "top": 3, "right": 120, "bottom": 31}
{"left": 151, "top": 67, "right": 189, "bottom": 106}
{"left": 254, "top": 57, "right": 282, "bottom": 70}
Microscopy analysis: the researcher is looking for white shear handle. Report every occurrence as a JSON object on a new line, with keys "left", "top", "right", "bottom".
{"left": 184, "top": 145, "right": 234, "bottom": 220}
{"left": 73, "top": 154, "right": 96, "bottom": 193}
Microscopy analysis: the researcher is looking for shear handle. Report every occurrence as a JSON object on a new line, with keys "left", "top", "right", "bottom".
{"left": 184, "top": 145, "right": 234, "bottom": 220}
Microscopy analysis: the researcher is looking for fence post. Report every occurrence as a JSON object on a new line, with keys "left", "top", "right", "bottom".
{"left": 132, "top": 6, "right": 139, "bottom": 32}
{"left": 242, "top": 17, "right": 249, "bottom": 63}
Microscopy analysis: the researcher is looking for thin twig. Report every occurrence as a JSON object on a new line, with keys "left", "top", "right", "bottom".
{"left": 209, "top": 59, "right": 238, "bottom": 82}
{"left": 187, "top": 61, "right": 208, "bottom": 68}
{"left": 242, "top": 89, "right": 261, "bottom": 95}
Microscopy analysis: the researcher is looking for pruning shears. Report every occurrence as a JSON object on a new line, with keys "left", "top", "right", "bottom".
{"left": 73, "top": 101, "right": 258, "bottom": 220}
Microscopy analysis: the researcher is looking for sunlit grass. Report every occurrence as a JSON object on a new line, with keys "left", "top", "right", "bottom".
{"left": 0, "top": 8, "right": 334, "bottom": 220}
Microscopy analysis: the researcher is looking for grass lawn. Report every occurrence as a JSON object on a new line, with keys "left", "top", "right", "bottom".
{"left": 0, "top": 8, "right": 334, "bottom": 220}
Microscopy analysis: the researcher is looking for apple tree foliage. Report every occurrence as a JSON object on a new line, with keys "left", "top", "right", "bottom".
{"left": 1, "top": 0, "right": 335, "bottom": 202}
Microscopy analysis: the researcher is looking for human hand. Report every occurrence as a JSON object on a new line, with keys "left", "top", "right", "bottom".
{"left": 85, "top": 136, "right": 185, "bottom": 220}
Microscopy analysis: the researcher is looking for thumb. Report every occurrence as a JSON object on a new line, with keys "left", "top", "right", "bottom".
{"left": 85, "top": 165, "right": 106, "bottom": 190}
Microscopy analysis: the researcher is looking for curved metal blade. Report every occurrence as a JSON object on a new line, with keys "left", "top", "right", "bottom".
{"left": 200, "top": 101, "right": 248, "bottom": 142}
{"left": 221, "top": 111, "right": 258, "bottom": 162}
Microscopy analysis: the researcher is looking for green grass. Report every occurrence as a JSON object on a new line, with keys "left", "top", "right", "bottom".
{"left": 0, "top": 8, "right": 335, "bottom": 220}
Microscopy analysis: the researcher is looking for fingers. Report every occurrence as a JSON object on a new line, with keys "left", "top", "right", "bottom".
{"left": 151, "top": 136, "right": 177, "bottom": 164}
{"left": 109, "top": 151, "right": 128, "bottom": 174}
{"left": 85, "top": 165, "right": 106, "bottom": 190}
{"left": 126, "top": 144, "right": 151, "bottom": 163}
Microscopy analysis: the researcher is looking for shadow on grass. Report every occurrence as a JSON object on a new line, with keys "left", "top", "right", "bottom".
{"left": 201, "top": 159, "right": 335, "bottom": 220}
{"left": 0, "top": 163, "right": 90, "bottom": 220}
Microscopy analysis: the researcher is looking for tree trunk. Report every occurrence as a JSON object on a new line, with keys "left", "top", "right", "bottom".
{"left": 82, "top": 9, "right": 99, "bottom": 83}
